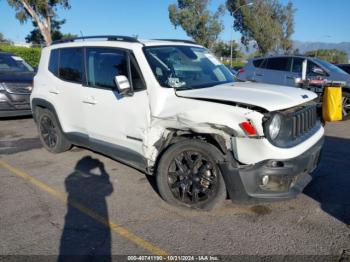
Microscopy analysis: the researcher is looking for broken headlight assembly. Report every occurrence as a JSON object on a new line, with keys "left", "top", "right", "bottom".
{"left": 263, "top": 113, "right": 292, "bottom": 148}
{"left": 268, "top": 113, "right": 282, "bottom": 140}
{"left": 264, "top": 104, "right": 320, "bottom": 148}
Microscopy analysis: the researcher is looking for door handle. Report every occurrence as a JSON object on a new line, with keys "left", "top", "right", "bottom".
{"left": 82, "top": 97, "right": 97, "bottom": 105}
{"left": 49, "top": 89, "right": 60, "bottom": 95}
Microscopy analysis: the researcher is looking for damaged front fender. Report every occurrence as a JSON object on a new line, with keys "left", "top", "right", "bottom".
{"left": 141, "top": 97, "right": 265, "bottom": 169}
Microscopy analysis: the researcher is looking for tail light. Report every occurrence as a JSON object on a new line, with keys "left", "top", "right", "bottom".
{"left": 237, "top": 68, "right": 245, "bottom": 75}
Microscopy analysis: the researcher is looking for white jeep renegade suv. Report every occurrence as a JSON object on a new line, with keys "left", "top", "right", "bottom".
{"left": 31, "top": 36, "right": 324, "bottom": 210}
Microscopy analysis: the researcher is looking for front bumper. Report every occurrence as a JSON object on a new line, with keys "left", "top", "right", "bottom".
{"left": 220, "top": 137, "right": 324, "bottom": 203}
{"left": 0, "top": 92, "right": 31, "bottom": 117}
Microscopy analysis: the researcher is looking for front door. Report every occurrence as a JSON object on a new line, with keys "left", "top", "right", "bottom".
{"left": 82, "top": 47, "right": 149, "bottom": 167}
{"left": 285, "top": 57, "right": 304, "bottom": 87}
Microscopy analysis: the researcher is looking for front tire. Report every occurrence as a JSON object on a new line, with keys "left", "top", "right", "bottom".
{"left": 156, "top": 139, "right": 226, "bottom": 210}
{"left": 37, "top": 109, "right": 71, "bottom": 153}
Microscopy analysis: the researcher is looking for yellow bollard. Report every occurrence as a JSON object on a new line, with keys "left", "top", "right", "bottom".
{"left": 322, "top": 86, "right": 343, "bottom": 122}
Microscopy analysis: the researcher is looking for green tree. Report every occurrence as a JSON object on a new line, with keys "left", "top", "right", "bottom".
{"left": 304, "top": 49, "right": 348, "bottom": 64}
{"left": 25, "top": 19, "right": 76, "bottom": 44}
{"left": 280, "top": 1, "right": 295, "bottom": 54}
{"left": 168, "top": 0, "right": 225, "bottom": 48}
{"left": 6, "top": 0, "right": 70, "bottom": 45}
{"left": 226, "top": 0, "right": 295, "bottom": 55}
{"left": 212, "top": 40, "right": 242, "bottom": 58}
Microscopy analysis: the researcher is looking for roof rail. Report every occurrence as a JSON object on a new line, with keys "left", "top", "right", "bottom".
{"left": 51, "top": 35, "right": 141, "bottom": 45}
{"left": 153, "top": 39, "right": 197, "bottom": 44}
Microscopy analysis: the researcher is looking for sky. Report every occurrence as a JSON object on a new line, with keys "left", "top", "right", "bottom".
{"left": 0, "top": 0, "right": 349, "bottom": 44}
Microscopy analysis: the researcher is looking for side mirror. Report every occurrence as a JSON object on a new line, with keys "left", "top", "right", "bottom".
{"left": 114, "top": 75, "right": 132, "bottom": 96}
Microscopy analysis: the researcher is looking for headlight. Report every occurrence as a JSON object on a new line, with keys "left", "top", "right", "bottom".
{"left": 268, "top": 114, "right": 282, "bottom": 140}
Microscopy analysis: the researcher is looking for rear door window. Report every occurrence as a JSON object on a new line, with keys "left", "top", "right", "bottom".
{"left": 48, "top": 49, "right": 59, "bottom": 76}
{"left": 265, "top": 58, "right": 290, "bottom": 71}
{"left": 291, "top": 58, "right": 304, "bottom": 73}
{"left": 59, "top": 48, "right": 83, "bottom": 83}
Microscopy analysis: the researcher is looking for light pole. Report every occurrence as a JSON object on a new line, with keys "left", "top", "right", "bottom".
{"left": 230, "top": 2, "right": 253, "bottom": 67}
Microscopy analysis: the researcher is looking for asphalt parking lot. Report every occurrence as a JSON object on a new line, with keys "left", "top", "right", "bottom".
{"left": 0, "top": 117, "right": 349, "bottom": 261}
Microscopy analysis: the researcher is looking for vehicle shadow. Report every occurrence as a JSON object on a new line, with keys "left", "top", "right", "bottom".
{"left": 304, "top": 136, "right": 350, "bottom": 225}
{"left": 0, "top": 137, "right": 42, "bottom": 155}
{"left": 58, "top": 156, "right": 113, "bottom": 262}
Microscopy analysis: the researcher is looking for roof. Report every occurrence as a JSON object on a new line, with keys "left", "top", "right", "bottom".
{"left": 50, "top": 35, "right": 201, "bottom": 48}
{"left": 251, "top": 55, "right": 319, "bottom": 60}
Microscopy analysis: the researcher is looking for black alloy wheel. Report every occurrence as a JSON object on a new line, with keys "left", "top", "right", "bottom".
{"left": 40, "top": 115, "right": 58, "bottom": 148}
{"left": 167, "top": 151, "right": 218, "bottom": 204}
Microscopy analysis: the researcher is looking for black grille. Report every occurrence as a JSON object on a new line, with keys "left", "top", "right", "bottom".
{"left": 291, "top": 105, "right": 318, "bottom": 139}
{"left": 4, "top": 83, "right": 32, "bottom": 94}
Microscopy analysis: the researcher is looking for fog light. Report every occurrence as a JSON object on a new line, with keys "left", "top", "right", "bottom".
{"left": 262, "top": 175, "right": 269, "bottom": 186}
{"left": 270, "top": 161, "right": 284, "bottom": 167}
{"left": 260, "top": 175, "right": 293, "bottom": 192}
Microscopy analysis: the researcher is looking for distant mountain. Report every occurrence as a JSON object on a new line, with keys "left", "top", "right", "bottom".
{"left": 293, "top": 41, "right": 350, "bottom": 60}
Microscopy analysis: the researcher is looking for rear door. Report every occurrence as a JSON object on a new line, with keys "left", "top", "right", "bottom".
{"left": 255, "top": 57, "right": 291, "bottom": 85}
{"left": 46, "top": 47, "right": 87, "bottom": 135}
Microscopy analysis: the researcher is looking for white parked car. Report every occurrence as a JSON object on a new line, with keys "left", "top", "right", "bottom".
{"left": 31, "top": 36, "right": 324, "bottom": 210}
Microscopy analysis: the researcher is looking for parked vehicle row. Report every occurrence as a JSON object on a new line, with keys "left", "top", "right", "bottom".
{"left": 238, "top": 55, "right": 350, "bottom": 119}
{"left": 0, "top": 51, "right": 34, "bottom": 117}
{"left": 336, "top": 64, "right": 350, "bottom": 75}
{"left": 30, "top": 36, "right": 324, "bottom": 210}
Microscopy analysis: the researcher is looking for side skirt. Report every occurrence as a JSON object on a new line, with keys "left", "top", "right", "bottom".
{"left": 65, "top": 132, "right": 149, "bottom": 174}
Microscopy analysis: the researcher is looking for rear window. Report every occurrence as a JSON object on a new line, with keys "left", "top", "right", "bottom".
{"left": 59, "top": 48, "right": 83, "bottom": 83}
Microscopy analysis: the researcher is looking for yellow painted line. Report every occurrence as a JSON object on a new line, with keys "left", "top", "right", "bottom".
{"left": 0, "top": 159, "right": 168, "bottom": 256}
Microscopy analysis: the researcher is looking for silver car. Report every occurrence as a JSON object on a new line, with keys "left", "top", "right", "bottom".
{"left": 238, "top": 56, "right": 350, "bottom": 119}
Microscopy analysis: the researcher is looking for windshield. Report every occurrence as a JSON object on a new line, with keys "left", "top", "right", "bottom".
{"left": 0, "top": 55, "right": 34, "bottom": 73}
{"left": 315, "top": 59, "right": 348, "bottom": 75}
{"left": 144, "top": 46, "right": 234, "bottom": 90}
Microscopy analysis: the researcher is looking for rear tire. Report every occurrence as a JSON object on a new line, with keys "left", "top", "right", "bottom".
{"left": 37, "top": 108, "right": 71, "bottom": 153}
{"left": 156, "top": 139, "right": 226, "bottom": 211}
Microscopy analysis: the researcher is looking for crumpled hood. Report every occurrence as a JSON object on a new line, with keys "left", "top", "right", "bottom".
{"left": 176, "top": 82, "right": 317, "bottom": 112}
